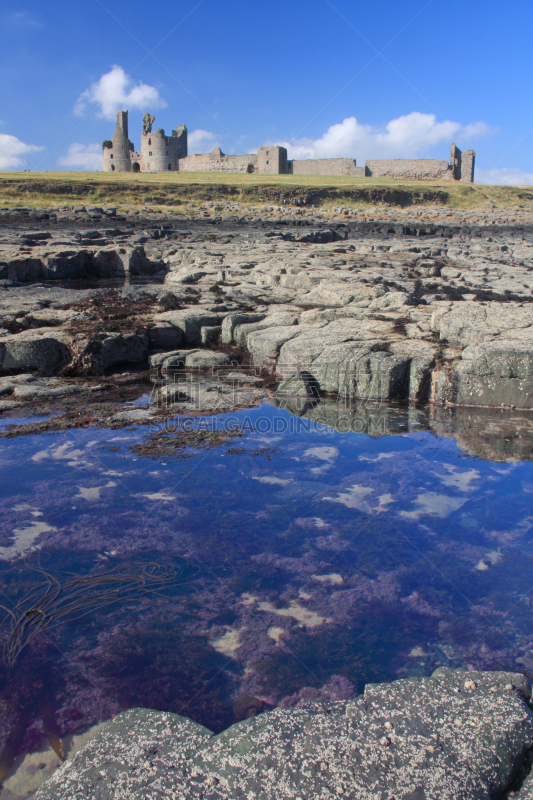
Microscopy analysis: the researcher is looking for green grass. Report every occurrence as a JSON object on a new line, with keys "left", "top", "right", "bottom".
{"left": 0, "top": 171, "right": 532, "bottom": 211}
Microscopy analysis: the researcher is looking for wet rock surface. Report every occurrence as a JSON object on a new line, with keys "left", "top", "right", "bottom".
{"left": 2, "top": 203, "right": 533, "bottom": 410}
{"left": 32, "top": 669, "right": 533, "bottom": 800}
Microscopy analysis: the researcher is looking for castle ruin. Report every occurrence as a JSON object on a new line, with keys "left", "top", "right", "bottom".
{"left": 102, "top": 110, "right": 475, "bottom": 182}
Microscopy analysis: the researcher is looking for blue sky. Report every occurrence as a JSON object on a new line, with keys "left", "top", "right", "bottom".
{"left": 0, "top": 0, "right": 531, "bottom": 183}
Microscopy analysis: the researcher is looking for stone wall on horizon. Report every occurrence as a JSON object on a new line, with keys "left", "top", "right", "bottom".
{"left": 179, "top": 150, "right": 257, "bottom": 174}
{"left": 291, "top": 158, "right": 365, "bottom": 177}
{"left": 365, "top": 159, "right": 455, "bottom": 180}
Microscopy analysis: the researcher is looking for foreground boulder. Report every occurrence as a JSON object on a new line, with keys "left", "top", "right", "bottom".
{"left": 0, "top": 328, "right": 71, "bottom": 376}
{"left": 33, "top": 669, "right": 533, "bottom": 800}
{"left": 75, "top": 332, "right": 149, "bottom": 375}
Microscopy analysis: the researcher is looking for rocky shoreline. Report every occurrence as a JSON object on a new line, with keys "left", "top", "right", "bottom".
{"left": 31, "top": 668, "right": 533, "bottom": 800}
{"left": 3, "top": 199, "right": 533, "bottom": 798}
{"left": 1, "top": 201, "right": 533, "bottom": 414}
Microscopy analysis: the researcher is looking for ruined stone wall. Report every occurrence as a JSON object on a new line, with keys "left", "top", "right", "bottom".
{"left": 173, "top": 125, "right": 188, "bottom": 160}
{"left": 102, "top": 110, "right": 134, "bottom": 173}
{"left": 291, "top": 158, "right": 365, "bottom": 177}
{"left": 450, "top": 144, "right": 462, "bottom": 180}
{"left": 178, "top": 150, "right": 258, "bottom": 173}
{"left": 365, "top": 159, "right": 454, "bottom": 181}
{"left": 461, "top": 150, "right": 475, "bottom": 183}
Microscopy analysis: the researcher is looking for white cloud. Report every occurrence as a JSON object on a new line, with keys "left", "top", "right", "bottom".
{"left": 74, "top": 65, "right": 166, "bottom": 119}
{"left": 476, "top": 168, "right": 533, "bottom": 185}
{"left": 57, "top": 143, "right": 102, "bottom": 170}
{"left": 0, "top": 134, "right": 44, "bottom": 170}
{"left": 188, "top": 129, "right": 220, "bottom": 152}
{"left": 271, "top": 112, "right": 492, "bottom": 162}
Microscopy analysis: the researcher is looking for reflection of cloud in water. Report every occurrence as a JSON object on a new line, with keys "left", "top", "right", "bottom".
{"left": 474, "top": 550, "right": 503, "bottom": 571}
{"left": 323, "top": 484, "right": 394, "bottom": 514}
{"left": 438, "top": 465, "right": 480, "bottom": 492}
{"left": 295, "top": 517, "right": 328, "bottom": 529}
{"left": 400, "top": 492, "right": 467, "bottom": 521}
{"left": 359, "top": 452, "right": 399, "bottom": 463}
{"left": 0, "top": 519, "right": 55, "bottom": 560}
{"left": 32, "top": 442, "right": 85, "bottom": 464}
{"left": 297, "top": 446, "right": 339, "bottom": 473}
{"left": 252, "top": 476, "right": 292, "bottom": 486}
{"left": 75, "top": 482, "right": 116, "bottom": 501}
{"left": 313, "top": 573, "right": 343, "bottom": 585}
{"left": 257, "top": 600, "right": 330, "bottom": 627}
{"left": 304, "top": 447, "right": 339, "bottom": 462}
{"left": 485, "top": 517, "right": 533, "bottom": 546}
{"left": 142, "top": 493, "right": 176, "bottom": 501}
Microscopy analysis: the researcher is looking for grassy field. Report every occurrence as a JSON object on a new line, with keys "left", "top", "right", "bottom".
{"left": 0, "top": 171, "right": 532, "bottom": 211}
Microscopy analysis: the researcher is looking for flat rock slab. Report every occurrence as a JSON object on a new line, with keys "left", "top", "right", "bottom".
{"left": 33, "top": 669, "right": 533, "bottom": 800}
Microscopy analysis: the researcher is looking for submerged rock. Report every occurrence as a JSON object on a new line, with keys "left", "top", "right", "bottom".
{"left": 32, "top": 669, "right": 533, "bottom": 800}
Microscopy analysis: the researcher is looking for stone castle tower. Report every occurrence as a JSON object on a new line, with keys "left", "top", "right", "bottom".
{"left": 102, "top": 111, "right": 135, "bottom": 172}
{"left": 102, "top": 110, "right": 187, "bottom": 173}
{"left": 138, "top": 113, "right": 187, "bottom": 173}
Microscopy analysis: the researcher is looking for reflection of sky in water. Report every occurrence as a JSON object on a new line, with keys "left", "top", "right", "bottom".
{"left": 1, "top": 401, "right": 533, "bottom": 785}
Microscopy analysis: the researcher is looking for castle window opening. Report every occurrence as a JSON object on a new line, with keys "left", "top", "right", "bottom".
{"left": 148, "top": 139, "right": 151, "bottom": 145}
{"left": 149, "top": 151, "right": 152, "bottom": 157}
{"left": 110, "top": 154, "right": 113, "bottom": 158}
{"left": 266, "top": 160, "right": 269, "bottom": 165}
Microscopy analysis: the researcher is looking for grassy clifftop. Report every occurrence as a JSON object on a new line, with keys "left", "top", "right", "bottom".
{"left": 0, "top": 171, "right": 531, "bottom": 210}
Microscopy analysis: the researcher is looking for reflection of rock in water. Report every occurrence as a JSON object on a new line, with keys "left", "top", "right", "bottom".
{"left": 431, "top": 406, "right": 533, "bottom": 463}
{"left": 271, "top": 396, "right": 422, "bottom": 437}
{"left": 273, "top": 395, "right": 533, "bottom": 462}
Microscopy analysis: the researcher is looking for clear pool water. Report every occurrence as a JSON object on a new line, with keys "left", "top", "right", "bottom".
{"left": 1, "top": 398, "right": 533, "bottom": 780}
